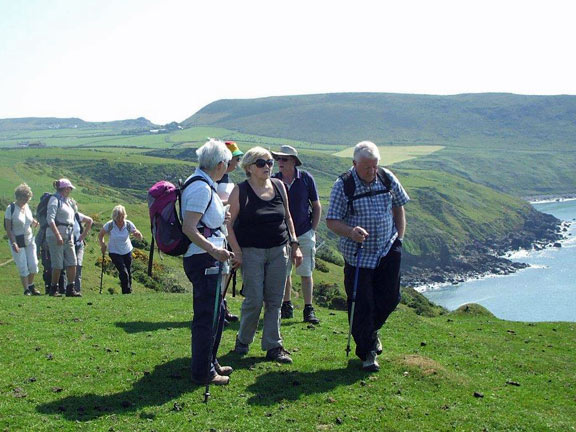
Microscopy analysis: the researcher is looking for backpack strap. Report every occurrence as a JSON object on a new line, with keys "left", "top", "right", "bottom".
{"left": 180, "top": 176, "right": 218, "bottom": 233}
{"left": 4, "top": 202, "right": 15, "bottom": 231}
{"left": 339, "top": 167, "right": 392, "bottom": 216}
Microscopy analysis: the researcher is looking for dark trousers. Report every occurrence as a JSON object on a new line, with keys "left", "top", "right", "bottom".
{"left": 344, "top": 239, "right": 402, "bottom": 361}
{"left": 183, "top": 253, "right": 225, "bottom": 383}
{"left": 109, "top": 252, "right": 133, "bottom": 294}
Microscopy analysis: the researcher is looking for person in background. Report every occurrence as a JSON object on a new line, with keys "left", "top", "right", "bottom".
{"left": 216, "top": 140, "right": 244, "bottom": 325}
{"left": 181, "top": 138, "right": 234, "bottom": 386}
{"left": 272, "top": 145, "right": 322, "bottom": 324}
{"left": 4, "top": 183, "right": 41, "bottom": 296}
{"left": 46, "top": 178, "right": 81, "bottom": 297}
{"left": 98, "top": 205, "right": 142, "bottom": 294}
{"left": 326, "top": 141, "right": 409, "bottom": 372}
{"left": 227, "top": 146, "right": 303, "bottom": 364}
{"left": 70, "top": 199, "right": 93, "bottom": 294}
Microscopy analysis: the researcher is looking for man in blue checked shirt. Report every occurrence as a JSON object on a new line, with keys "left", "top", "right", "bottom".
{"left": 326, "top": 141, "right": 409, "bottom": 372}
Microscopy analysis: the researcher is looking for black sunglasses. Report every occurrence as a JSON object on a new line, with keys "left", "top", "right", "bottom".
{"left": 254, "top": 159, "right": 274, "bottom": 168}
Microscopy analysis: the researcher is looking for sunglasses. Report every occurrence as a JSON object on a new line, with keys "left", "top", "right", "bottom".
{"left": 275, "top": 157, "right": 291, "bottom": 162}
{"left": 254, "top": 159, "right": 274, "bottom": 168}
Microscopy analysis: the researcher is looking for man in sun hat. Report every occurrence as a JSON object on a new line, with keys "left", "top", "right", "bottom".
{"left": 272, "top": 145, "right": 322, "bottom": 324}
{"left": 217, "top": 141, "right": 244, "bottom": 324}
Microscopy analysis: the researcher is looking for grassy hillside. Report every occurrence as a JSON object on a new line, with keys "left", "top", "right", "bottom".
{"left": 183, "top": 93, "right": 576, "bottom": 196}
{"left": 0, "top": 292, "right": 574, "bottom": 431}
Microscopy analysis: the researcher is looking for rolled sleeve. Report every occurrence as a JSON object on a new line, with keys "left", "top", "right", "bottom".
{"left": 184, "top": 184, "right": 211, "bottom": 214}
{"left": 326, "top": 178, "right": 346, "bottom": 220}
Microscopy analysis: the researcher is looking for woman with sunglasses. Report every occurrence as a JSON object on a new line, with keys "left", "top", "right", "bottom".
{"left": 227, "top": 146, "right": 303, "bottom": 364}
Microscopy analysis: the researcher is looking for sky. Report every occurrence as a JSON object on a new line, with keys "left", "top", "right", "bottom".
{"left": 1, "top": 0, "right": 575, "bottom": 124}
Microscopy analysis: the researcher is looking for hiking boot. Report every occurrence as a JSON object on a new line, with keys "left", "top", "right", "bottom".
{"left": 28, "top": 285, "right": 42, "bottom": 296}
{"left": 281, "top": 301, "right": 294, "bottom": 319}
{"left": 209, "top": 374, "right": 230, "bottom": 386}
{"left": 373, "top": 332, "right": 383, "bottom": 355}
{"left": 266, "top": 346, "right": 293, "bottom": 364}
{"left": 303, "top": 305, "right": 320, "bottom": 324}
{"left": 362, "top": 351, "right": 380, "bottom": 372}
{"left": 215, "top": 364, "right": 233, "bottom": 376}
{"left": 24, "top": 289, "right": 32, "bottom": 296}
{"left": 66, "top": 285, "right": 82, "bottom": 297}
{"left": 225, "top": 311, "right": 239, "bottom": 322}
{"left": 234, "top": 337, "right": 249, "bottom": 355}
{"left": 49, "top": 285, "right": 61, "bottom": 297}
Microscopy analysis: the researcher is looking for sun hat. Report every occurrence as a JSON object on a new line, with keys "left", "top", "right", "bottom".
{"left": 271, "top": 145, "right": 302, "bottom": 166}
{"left": 57, "top": 178, "right": 75, "bottom": 189}
{"left": 225, "top": 141, "right": 244, "bottom": 157}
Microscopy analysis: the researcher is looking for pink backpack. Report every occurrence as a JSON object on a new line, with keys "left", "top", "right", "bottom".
{"left": 147, "top": 177, "right": 211, "bottom": 275}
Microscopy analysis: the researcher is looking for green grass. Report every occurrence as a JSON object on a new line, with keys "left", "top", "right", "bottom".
{"left": 1, "top": 291, "right": 574, "bottom": 431}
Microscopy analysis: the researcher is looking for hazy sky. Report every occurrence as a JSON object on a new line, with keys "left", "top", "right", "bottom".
{"left": 1, "top": 0, "right": 574, "bottom": 124}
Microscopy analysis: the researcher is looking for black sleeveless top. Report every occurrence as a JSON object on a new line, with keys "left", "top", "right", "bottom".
{"left": 235, "top": 180, "right": 288, "bottom": 248}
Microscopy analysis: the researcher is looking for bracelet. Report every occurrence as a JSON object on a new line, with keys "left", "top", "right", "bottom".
{"left": 290, "top": 240, "right": 300, "bottom": 247}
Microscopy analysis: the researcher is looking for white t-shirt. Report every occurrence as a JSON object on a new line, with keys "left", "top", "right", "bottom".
{"left": 73, "top": 212, "right": 87, "bottom": 244}
{"left": 103, "top": 219, "right": 136, "bottom": 255}
{"left": 4, "top": 203, "right": 34, "bottom": 245}
{"left": 181, "top": 168, "right": 226, "bottom": 257}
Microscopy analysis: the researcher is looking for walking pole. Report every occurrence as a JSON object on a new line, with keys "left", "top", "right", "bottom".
{"left": 204, "top": 261, "right": 224, "bottom": 403}
{"left": 99, "top": 252, "right": 105, "bottom": 294}
{"left": 221, "top": 268, "right": 236, "bottom": 298}
{"left": 346, "top": 244, "right": 363, "bottom": 357}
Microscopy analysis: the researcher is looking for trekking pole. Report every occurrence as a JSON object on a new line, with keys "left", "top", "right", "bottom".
{"left": 346, "top": 244, "right": 363, "bottom": 357}
{"left": 204, "top": 261, "right": 224, "bottom": 403}
{"left": 99, "top": 252, "right": 105, "bottom": 294}
{"left": 221, "top": 268, "right": 236, "bottom": 298}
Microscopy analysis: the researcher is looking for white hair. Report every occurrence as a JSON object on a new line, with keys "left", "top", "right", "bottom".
{"left": 353, "top": 141, "right": 380, "bottom": 162}
{"left": 196, "top": 138, "right": 232, "bottom": 171}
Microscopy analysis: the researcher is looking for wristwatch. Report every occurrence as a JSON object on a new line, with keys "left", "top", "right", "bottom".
{"left": 290, "top": 240, "right": 300, "bottom": 247}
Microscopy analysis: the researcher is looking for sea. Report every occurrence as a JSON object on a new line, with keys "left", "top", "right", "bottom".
{"left": 421, "top": 199, "right": 576, "bottom": 322}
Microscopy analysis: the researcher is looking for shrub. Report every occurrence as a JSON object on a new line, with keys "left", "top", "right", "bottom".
{"left": 315, "top": 258, "right": 329, "bottom": 273}
{"left": 317, "top": 246, "right": 344, "bottom": 266}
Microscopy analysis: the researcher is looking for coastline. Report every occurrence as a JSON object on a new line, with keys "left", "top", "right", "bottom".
{"left": 403, "top": 206, "right": 571, "bottom": 292}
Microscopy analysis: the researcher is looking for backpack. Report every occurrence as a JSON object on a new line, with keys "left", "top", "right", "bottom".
{"left": 146, "top": 176, "right": 213, "bottom": 276}
{"left": 339, "top": 167, "right": 393, "bottom": 216}
{"left": 34, "top": 193, "right": 61, "bottom": 246}
{"left": 3, "top": 202, "right": 15, "bottom": 231}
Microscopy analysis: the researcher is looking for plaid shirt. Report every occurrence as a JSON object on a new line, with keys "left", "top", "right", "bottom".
{"left": 326, "top": 167, "right": 410, "bottom": 269}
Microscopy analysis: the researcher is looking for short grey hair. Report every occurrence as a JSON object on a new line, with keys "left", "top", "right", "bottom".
{"left": 14, "top": 183, "right": 32, "bottom": 201}
{"left": 240, "top": 146, "right": 272, "bottom": 177}
{"left": 353, "top": 141, "right": 380, "bottom": 162}
{"left": 112, "top": 205, "right": 126, "bottom": 221}
{"left": 196, "top": 138, "right": 232, "bottom": 171}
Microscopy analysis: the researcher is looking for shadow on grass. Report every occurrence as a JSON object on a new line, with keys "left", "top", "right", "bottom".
{"left": 115, "top": 320, "right": 190, "bottom": 333}
{"left": 36, "top": 357, "right": 197, "bottom": 421}
{"left": 244, "top": 363, "right": 371, "bottom": 406}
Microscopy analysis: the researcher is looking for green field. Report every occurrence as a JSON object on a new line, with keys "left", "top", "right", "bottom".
{"left": 333, "top": 145, "right": 445, "bottom": 165}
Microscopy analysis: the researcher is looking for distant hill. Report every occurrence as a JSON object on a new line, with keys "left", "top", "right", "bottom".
{"left": 183, "top": 92, "right": 576, "bottom": 148}
{"left": 0, "top": 116, "right": 156, "bottom": 131}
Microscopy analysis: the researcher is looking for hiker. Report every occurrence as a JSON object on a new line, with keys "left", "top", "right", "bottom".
{"left": 4, "top": 183, "right": 41, "bottom": 296}
{"left": 272, "top": 145, "right": 322, "bottom": 324}
{"left": 70, "top": 199, "right": 93, "bottom": 294}
{"left": 326, "top": 141, "right": 410, "bottom": 371}
{"left": 180, "top": 138, "right": 234, "bottom": 386}
{"left": 227, "top": 146, "right": 302, "bottom": 364}
{"left": 216, "top": 140, "right": 244, "bottom": 325}
{"left": 46, "top": 178, "right": 81, "bottom": 297}
{"left": 98, "top": 205, "right": 142, "bottom": 294}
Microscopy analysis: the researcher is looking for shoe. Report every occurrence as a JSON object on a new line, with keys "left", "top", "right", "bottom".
{"left": 281, "top": 301, "right": 294, "bottom": 319}
{"left": 24, "top": 289, "right": 32, "bottom": 296}
{"left": 362, "top": 351, "right": 380, "bottom": 372}
{"left": 234, "top": 337, "right": 249, "bottom": 355}
{"left": 66, "top": 286, "right": 82, "bottom": 297}
{"left": 373, "top": 332, "right": 383, "bottom": 355}
{"left": 266, "top": 346, "right": 293, "bottom": 364}
{"left": 215, "top": 364, "right": 233, "bottom": 376}
{"left": 225, "top": 311, "right": 239, "bottom": 322}
{"left": 49, "top": 285, "right": 61, "bottom": 297}
{"left": 303, "top": 305, "right": 320, "bottom": 324}
{"left": 209, "top": 374, "right": 230, "bottom": 385}
{"left": 28, "top": 285, "right": 42, "bottom": 296}
{"left": 223, "top": 318, "right": 230, "bottom": 327}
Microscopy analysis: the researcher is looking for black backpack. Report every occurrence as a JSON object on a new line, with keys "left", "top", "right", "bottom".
{"left": 35, "top": 193, "right": 60, "bottom": 246}
{"left": 339, "top": 167, "right": 393, "bottom": 216}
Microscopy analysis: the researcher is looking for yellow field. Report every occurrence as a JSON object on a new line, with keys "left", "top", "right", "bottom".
{"left": 333, "top": 145, "right": 444, "bottom": 165}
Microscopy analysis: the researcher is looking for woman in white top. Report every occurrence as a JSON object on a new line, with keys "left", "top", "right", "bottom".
{"left": 4, "top": 183, "right": 40, "bottom": 296}
{"left": 181, "top": 138, "right": 234, "bottom": 387}
{"left": 98, "top": 205, "right": 142, "bottom": 294}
